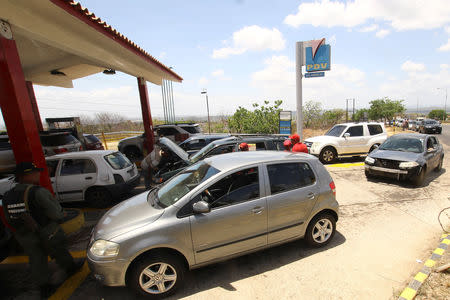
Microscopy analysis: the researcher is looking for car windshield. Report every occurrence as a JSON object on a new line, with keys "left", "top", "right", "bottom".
{"left": 325, "top": 125, "right": 346, "bottom": 137}
{"left": 155, "top": 161, "right": 220, "bottom": 207}
{"left": 104, "top": 152, "right": 133, "bottom": 169}
{"left": 189, "top": 142, "right": 217, "bottom": 163}
{"left": 379, "top": 138, "right": 423, "bottom": 153}
{"left": 84, "top": 134, "right": 100, "bottom": 143}
{"left": 425, "top": 120, "right": 438, "bottom": 124}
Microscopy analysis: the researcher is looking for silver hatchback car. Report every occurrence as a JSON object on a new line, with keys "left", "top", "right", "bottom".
{"left": 88, "top": 151, "right": 339, "bottom": 298}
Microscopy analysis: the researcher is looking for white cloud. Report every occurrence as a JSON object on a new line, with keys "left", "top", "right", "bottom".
{"left": 375, "top": 71, "right": 385, "bottom": 76}
{"left": 212, "top": 25, "right": 286, "bottom": 59}
{"left": 211, "top": 69, "right": 224, "bottom": 77}
{"left": 438, "top": 38, "right": 450, "bottom": 52}
{"left": 441, "top": 64, "right": 449, "bottom": 70}
{"left": 375, "top": 29, "right": 390, "bottom": 38}
{"left": 359, "top": 24, "right": 378, "bottom": 32}
{"left": 401, "top": 60, "right": 425, "bottom": 72}
{"left": 198, "top": 77, "right": 209, "bottom": 85}
{"left": 284, "top": 0, "right": 450, "bottom": 31}
{"left": 446, "top": 27, "right": 450, "bottom": 34}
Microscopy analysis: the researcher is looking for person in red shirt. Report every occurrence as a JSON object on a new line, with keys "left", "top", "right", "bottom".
{"left": 289, "top": 133, "right": 308, "bottom": 153}
{"left": 239, "top": 142, "right": 249, "bottom": 151}
{"left": 283, "top": 139, "right": 292, "bottom": 151}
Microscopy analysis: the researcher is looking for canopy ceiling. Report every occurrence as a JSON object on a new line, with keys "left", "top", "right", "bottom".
{"left": 0, "top": 0, "right": 182, "bottom": 88}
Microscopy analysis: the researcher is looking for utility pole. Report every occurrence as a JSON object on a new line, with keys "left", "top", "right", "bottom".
{"left": 201, "top": 89, "right": 211, "bottom": 134}
{"left": 352, "top": 98, "right": 355, "bottom": 121}
{"left": 437, "top": 88, "right": 448, "bottom": 121}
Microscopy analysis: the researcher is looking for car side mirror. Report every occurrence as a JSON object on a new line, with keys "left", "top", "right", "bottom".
{"left": 192, "top": 200, "right": 211, "bottom": 214}
{"left": 344, "top": 133, "right": 350, "bottom": 138}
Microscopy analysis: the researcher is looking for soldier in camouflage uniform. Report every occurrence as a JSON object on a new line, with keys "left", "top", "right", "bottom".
{"left": 3, "top": 162, "right": 81, "bottom": 299}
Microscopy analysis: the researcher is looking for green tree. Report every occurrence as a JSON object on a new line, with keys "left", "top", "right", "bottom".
{"left": 321, "top": 109, "right": 345, "bottom": 127}
{"left": 303, "top": 100, "right": 322, "bottom": 128}
{"left": 353, "top": 108, "right": 370, "bottom": 122}
{"left": 228, "top": 100, "right": 283, "bottom": 134}
{"left": 428, "top": 109, "right": 446, "bottom": 120}
{"left": 368, "top": 97, "right": 405, "bottom": 123}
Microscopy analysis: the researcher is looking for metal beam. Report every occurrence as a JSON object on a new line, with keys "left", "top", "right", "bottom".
{"left": 137, "top": 77, "right": 154, "bottom": 155}
{"left": 0, "top": 25, "right": 52, "bottom": 192}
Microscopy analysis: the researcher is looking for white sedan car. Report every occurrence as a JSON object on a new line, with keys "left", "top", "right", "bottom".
{"left": 0, "top": 150, "right": 140, "bottom": 207}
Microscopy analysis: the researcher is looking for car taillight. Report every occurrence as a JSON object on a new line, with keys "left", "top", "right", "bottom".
{"left": 54, "top": 148, "right": 68, "bottom": 154}
{"left": 329, "top": 181, "right": 336, "bottom": 196}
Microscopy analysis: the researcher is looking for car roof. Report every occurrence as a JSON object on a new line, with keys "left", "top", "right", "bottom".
{"left": 204, "top": 151, "right": 317, "bottom": 172}
{"left": 211, "top": 135, "right": 286, "bottom": 146}
{"left": 46, "top": 150, "right": 118, "bottom": 159}
{"left": 335, "top": 122, "right": 383, "bottom": 127}
{"left": 388, "top": 133, "right": 429, "bottom": 139}
{"left": 183, "top": 134, "right": 230, "bottom": 141}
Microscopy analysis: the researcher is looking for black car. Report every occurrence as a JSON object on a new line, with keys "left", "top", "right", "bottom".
{"left": 154, "top": 135, "right": 288, "bottom": 183}
{"left": 364, "top": 133, "right": 444, "bottom": 186}
{"left": 418, "top": 119, "right": 442, "bottom": 134}
{"left": 178, "top": 134, "right": 231, "bottom": 155}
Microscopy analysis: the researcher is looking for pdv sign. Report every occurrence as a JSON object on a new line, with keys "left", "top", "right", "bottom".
{"left": 305, "top": 44, "right": 330, "bottom": 72}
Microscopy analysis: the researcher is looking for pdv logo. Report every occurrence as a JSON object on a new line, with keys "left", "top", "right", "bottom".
{"left": 305, "top": 39, "right": 331, "bottom": 72}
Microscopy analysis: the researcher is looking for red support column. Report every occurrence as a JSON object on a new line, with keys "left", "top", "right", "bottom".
{"left": 0, "top": 24, "right": 52, "bottom": 192}
{"left": 137, "top": 77, "right": 154, "bottom": 155}
{"left": 26, "top": 81, "right": 44, "bottom": 132}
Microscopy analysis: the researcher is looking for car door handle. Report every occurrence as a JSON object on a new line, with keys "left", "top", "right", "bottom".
{"left": 252, "top": 207, "right": 264, "bottom": 214}
{"left": 307, "top": 192, "right": 315, "bottom": 200}
{"left": 85, "top": 176, "right": 93, "bottom": 180}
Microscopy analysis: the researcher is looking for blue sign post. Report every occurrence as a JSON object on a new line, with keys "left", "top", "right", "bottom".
{"left": 305, "top": 44, "right": 331, "bottom": 73}
{"left": 305, "top": 72, "right": 325, "bottom": 78}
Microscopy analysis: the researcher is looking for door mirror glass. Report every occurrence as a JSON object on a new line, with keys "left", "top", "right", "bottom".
{"left": 193, "top": 200, "right": 211, "bottom": 214}
{"left": 344, "top": 133, "right": 350, "bottom": 138}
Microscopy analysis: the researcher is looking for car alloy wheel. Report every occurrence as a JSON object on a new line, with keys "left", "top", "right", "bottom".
{"left": 139, "top": 262, "right": 177, "bottom": 294}
{"left": 312, "top": 218, "right": 333, "bottom": 244}
{"left": 305, "top": 213, "right": 336, "bottom": 247}
{"left": 320, "top": 147, "right": 336, "bottom": 164}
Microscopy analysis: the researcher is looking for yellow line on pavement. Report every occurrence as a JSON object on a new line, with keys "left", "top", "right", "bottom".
{"left": 1, "top": 250, "right": 86, "bottom": 265}
{"left": 49, "top": 261, "right": 90, "bottom": 300}
{"left": 327, "top": 162, "right": 365, "bottom": 168}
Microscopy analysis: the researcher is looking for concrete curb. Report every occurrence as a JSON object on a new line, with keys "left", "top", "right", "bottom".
{"left": 398, "top": 233, "right": 450, "bottom": 300}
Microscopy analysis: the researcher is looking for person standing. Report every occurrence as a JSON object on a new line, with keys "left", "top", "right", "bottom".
{"left": 283, "top": 139, "right": 292, "bottom": 151}
{"left": 290, "top": 133, "right": 308, "bottom": 153}
{"left": 3, "top": 162, "right": 81, "bottom": 299}
{"left": 141, "top": 143, "right": 162, "bottom": 189}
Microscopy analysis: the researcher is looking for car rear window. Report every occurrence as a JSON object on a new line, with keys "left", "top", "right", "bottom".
{"left": 40, "top": 134, "right": 78, "bottom": 146}
{"left": 84, "top": 134, "right": 100, "bottom": 143}
{"left": 181, "top": 126, "right": 201, "bottom": 134}
{"left": 267, "top": 162, "right": 316, "bottom": 195}
{"left": 368, "top": 124, "right": 383, "bottom": 135}
{"left": 104, "top": 152, "right": 133, "bottom": 170}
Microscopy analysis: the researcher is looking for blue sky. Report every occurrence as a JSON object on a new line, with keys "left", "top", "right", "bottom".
{"left": 30, "top": 0, "right": 450, "bottom": 121}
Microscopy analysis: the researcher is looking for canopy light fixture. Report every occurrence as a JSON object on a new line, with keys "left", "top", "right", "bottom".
{"left": 50, "top": 70, "right": 66, "bottom": 76}
{"left": 103, "top": 68, "right": 116, "bottom": 75}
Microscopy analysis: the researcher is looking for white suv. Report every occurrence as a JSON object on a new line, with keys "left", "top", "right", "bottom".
{"left": 304, "top": 122, "right": 387, "bottom": 164}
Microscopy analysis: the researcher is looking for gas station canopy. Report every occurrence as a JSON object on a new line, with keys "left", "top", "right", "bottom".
{"left": 0, "top": 0, "right": 182, "bottom": 88}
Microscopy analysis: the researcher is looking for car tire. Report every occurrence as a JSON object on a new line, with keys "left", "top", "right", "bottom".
{"left": 369, "top": 144, "right": 380, "bottom": 153}
{"left": 128, "top": 253, "right": 185, "bottom": 299}
{"left": 85, "top": 187, "right": 112, "bottom": 208}
{"left": 124, "top": 146, "right": 142, "bottom": 162}
{"left": 305, "top": 212, "right": 336, "bottom": 247}
{"left": 319, "top": 147, "right": 337, "bottom": 164}
{"left": 435, "top": 156, "right": 443, "bottom": 172}
{"left": 364, "top": 170, "right": 373, "bottom": 179}
{"left": 412, "top": 166, "right": 426, "bottom": 187}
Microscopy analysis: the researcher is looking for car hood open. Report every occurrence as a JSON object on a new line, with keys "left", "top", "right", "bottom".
{"left": 369, "top": 149, "right": 422, "bottom": 162}
{"left": 160, "top": 137, "right": 190, "bottom": 163}
{"left": 93, "top": 191, "right": 164, "bottom": 240}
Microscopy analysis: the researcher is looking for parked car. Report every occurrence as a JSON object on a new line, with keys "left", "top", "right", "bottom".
{"left": 40, "top": 131, "right": 82, "bottom": 155}
{"left": 418, "top": 119, "right": 442, "bottom": 134}
{"left": 0, "top": 150, "right": 140, "bottom": 207}
{"left": 83, "top": 134, "right": 105, "bottom": 150}
{"left": 87, "top": 151, "right": 339, "bottom": 298}
{"left": 0, "top": 132, "right": 82, "bottom": 174}
{"left": 304, "top": 122, "right": 387, "bottom": 164}
{"left": 118, "top": 124, "right": 202, "bottom": 161}
{"left": 364, "top": 133, "right": 444, "bottom": 186}
{"left": 178, "top": 134, "right": 231, "bottom": 155}
{"left": 409, "top": 120, "right": 418, "bottom": 131}
{"left": 154, "top": 135, "right": 288, "bottom": 183}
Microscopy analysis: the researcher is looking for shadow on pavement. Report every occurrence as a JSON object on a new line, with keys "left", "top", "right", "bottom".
{"left": 71, "top": 231, "right": 346, "bottom": 299}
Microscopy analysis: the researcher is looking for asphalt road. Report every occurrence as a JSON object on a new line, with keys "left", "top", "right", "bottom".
{"left": 1, "top": 126, "right": 449, "bottom": 300}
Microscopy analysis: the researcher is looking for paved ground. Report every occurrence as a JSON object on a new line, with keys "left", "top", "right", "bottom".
{"left": 1, "top": 125, "right": 449, "bottom": 299}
